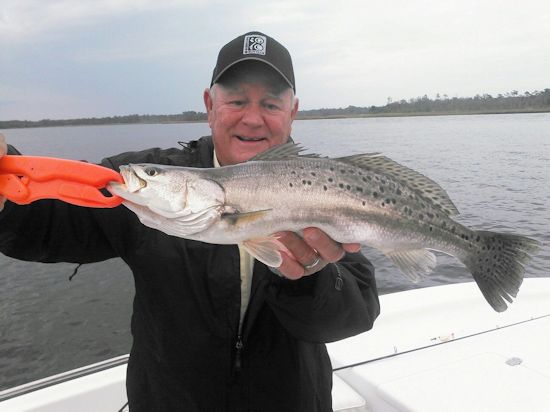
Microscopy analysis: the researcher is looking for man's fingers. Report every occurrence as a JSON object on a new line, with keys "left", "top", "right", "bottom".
{"left": 303, "top": 227, "right": 345, "bottom": 263}
{"left": 276, "top": 231, "right": 319, "bottom": 268}
{"left": 343, "top": 243, "right": 361, "bottom": 253}
{"left": 0, "top": 133, "right": 7, "bottom": 157}
{"left": 274, "top": 229, "right": 360, "bottom": 279}
{"left": 277, "top": 251, "right": 306, "bottom": 280}
{"left": 0, "top": 133, "right": 6, "bottom": 211}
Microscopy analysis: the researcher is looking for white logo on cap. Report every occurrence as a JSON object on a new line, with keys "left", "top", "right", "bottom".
{"left": 243, "top": 35, "right": 266, "bottom": 55}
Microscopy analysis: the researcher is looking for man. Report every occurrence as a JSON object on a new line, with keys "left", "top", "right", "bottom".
{"left": 0, "top": 32, "right": 379, "bottom": 411}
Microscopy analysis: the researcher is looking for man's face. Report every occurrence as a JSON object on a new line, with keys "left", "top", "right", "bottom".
{"left": 204, "top": 80, "right": 299, "bottom": 166}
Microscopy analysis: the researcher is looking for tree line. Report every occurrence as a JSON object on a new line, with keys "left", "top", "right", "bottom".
{"left": 298, "top": 89, "right": 550, "bottom": 118}
{"left": 1, "top": 89, "right": 549, "bottom": 129}
{"left": 0, "top": 112, "right": 206, "bottom": 129}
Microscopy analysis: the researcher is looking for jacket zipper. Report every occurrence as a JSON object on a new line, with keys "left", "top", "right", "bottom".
{"left": 234, "top": 334, "right": 244, "bottom": 372}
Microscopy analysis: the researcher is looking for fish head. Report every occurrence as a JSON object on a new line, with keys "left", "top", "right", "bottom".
{"left": 108, "top": 164, "right": 225, "bottom": 219}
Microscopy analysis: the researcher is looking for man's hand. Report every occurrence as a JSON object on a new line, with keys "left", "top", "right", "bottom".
{"left": 275, "top": 227, "right": 361, "bottom": 280}
{"left": 0, "top": 133, "right": 7, "bottom": 211}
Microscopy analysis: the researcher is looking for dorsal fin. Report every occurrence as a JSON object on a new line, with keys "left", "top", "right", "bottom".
{"left": 335, "top": 153, "right": 459, "bottom": 216}
{"left": 249, "top": 142, "right": 320, "bottom": 161}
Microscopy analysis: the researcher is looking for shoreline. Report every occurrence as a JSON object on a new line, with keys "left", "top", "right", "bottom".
{"left": 1, "top": 108, "right": 549, "bottom": 130}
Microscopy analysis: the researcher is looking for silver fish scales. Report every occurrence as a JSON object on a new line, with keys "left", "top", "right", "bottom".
{"left": 108, "top": 143, "right": 541, "bottom": 312}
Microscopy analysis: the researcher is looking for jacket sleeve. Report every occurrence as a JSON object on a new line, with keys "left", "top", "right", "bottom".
{"left": 265, "top": 252, "right": 380, "bottom": 343}
{"left": 0, "top": 147, "right": 175, "bottom": 264}
{"left": 0, "top": 189, "right": 134, "bottom": 264}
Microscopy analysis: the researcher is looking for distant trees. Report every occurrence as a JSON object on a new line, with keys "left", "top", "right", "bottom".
{"left": 298, "top": 89, "right": 550, "bottom": 118}
{"left": 1, "top": 89, "right": 549, "bottom": 129}
{"left": 0, "top": 111, "right": 207, "bottom": 129}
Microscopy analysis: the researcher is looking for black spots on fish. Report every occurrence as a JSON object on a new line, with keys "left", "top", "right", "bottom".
{"left": 379, "top": 185, "right": 385, "bottom": 193}
{"left": 346, "top": 184, "right": 351, "bottom": 190}
{"left": 323, "top": 185, "right": 328, "bottom": 191}
{"left": 328, "top": 177, "right": 334, "bottom": 183}
{"left": 450, "top": 226, "right": 456, "bottom": 233}
{"left": 289, "top": 182, "right": 293, "bottom": 188}
{"left": 476, "top": 235, "right": 481, "bottom": 242}
{"left": 362, "top": 201, "right": 366, "bottom": 206}
{"left": 395, "top": 188, "right": 402, "bottom": 195}
{"left": 426, "top": 212, "right": 434, "bottom": 219}
{"left": 302, "top": 179, "right": 307, "bottom": 185}
{"left": 291, "top": 170, "right": 297, "bottom": 175}
{"left": 373, "top": 191, "right": 378, "bottom": 198}
{"left": 310, "top": 172, "right": 316, "bottom": 177}
{"left": 418, "top": 213, "right": 424, "bottom": 220}
{"left": 329, "top": 167, "right": 335, "bottom": 172}
{"left": 356, "top": 186, "right": 363, "bottom": 193}
{"left": 339, "top": 183, "right": 344, "bottom": 189}
{"left": 460, "top": 234, "right": 470, "bottom": 241}
{"left": 340, "top": 169, "right": 346, "bottom": 174}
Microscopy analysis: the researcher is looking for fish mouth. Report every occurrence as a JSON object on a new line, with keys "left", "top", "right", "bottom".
{"left": 106, "top": 168, "right": 148, "bottom": 205}
{"left": 113, "top": 166, "right": 147, "bottom": 194}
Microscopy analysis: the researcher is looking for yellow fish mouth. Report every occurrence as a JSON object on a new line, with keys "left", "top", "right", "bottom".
{"left": 120, "top": 166, "right": 147, "bottom": 193}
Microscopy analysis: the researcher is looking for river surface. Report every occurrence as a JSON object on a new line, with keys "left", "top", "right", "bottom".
{"left": 1, "top": 113, "right": 549, "bottom": 390}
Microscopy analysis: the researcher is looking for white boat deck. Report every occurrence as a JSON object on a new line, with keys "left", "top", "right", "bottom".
{"left": 329, "top": 278, "right": 550, "bottom": 411}
{"left": 2, "top": 278, "right": 549, "bottom": 412}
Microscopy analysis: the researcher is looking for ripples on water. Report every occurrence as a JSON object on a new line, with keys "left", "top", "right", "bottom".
{"left": 1, "top": 113, "right": 549, "bottom": 389}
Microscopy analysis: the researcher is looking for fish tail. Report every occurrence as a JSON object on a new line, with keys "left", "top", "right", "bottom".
{"left": 463, "top": 231, "right": 541, "bottom": 312}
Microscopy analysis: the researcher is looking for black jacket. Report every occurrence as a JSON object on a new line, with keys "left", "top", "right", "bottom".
{"left": 0, "top": 136, "right": 380, "bottom": 411}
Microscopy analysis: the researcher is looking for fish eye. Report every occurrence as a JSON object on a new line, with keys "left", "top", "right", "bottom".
{"left": 144, "top": 167, "right": 160, "bottom": 177}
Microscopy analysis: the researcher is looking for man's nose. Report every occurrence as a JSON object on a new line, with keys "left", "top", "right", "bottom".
{"left": 241, "top": 104, "right": 264, "bottom": 128}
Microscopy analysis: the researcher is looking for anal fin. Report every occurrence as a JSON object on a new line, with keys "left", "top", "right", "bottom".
{"left": 386, "top": 249, "right": 437, "bottom": 283}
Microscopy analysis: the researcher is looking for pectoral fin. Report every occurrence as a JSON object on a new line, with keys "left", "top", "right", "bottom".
{"left": 386, "top": 249, "right": 437, "bottom": 282}
{"left": 241, "top": 235, "right": 289, "bottom": 267}
{"left": 221, "top": 209, "right": 272, "bottom": 226}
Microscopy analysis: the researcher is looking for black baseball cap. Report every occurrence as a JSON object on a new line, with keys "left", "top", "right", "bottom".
{"left": 210, "top": 31, "right": 295, "bottom": 92}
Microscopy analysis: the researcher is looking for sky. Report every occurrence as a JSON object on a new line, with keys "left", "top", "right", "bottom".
{"left": 1, "top": 0, "right": 549, "bottom": 121}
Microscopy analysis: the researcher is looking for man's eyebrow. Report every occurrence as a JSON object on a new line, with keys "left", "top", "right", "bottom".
{"left": 263, "top": 92, "right": 284, "bottom": 100}
{"left": 223, "top": 87, "right": 246, "bottom": 96}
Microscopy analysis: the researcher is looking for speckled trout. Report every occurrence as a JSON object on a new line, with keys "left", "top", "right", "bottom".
{"left": 108, "top": 143, "right": 540, "bottom": 312}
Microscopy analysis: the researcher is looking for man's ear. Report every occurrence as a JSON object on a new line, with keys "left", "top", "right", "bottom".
{"left": 291, "top": 97, "right": 299, "bottom": 121}
{"left": 203, "top": 88, "right": 213, "bottom": 113}
{"left": 203, "top": 88, "right": 214, "bottom": 127}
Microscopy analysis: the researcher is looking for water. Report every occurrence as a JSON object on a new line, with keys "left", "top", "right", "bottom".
{"left": 1, "top": 113, "right": 549, "bottom": 390}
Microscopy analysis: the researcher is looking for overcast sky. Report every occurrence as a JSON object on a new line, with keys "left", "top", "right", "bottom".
{"left": 1, "top": 0, "right": 549, "bottom": 121}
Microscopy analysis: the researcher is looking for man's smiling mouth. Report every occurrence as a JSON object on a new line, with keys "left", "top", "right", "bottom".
{"left": 236, "top": 135, "right": 265, "bottom": 142}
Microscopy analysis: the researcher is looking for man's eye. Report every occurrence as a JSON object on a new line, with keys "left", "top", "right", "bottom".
{"left": 265, "top": 103, "right": 279, "bottom": 110}
{"left": 230, "top": 100, "right": 244, "bottom": 106}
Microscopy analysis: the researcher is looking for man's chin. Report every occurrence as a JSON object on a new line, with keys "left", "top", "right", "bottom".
{"left": 230, "top": 137, "right": 271, "bottom": 162}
